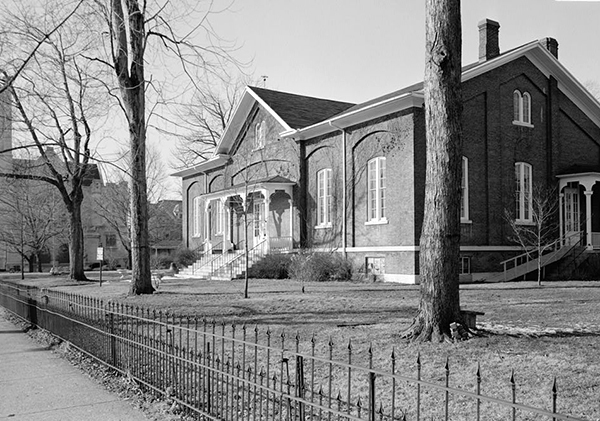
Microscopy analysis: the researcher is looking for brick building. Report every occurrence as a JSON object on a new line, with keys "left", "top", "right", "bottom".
{"left": 175, "top": 20, "right": 600, "bottom": 283}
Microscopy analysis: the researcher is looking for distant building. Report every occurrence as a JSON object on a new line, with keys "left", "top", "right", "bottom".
{"left": 175, "top": 19, "right": 600, "bottom": 283}
{"left": 0, "top": 90, "right": 128, "bottom": 271}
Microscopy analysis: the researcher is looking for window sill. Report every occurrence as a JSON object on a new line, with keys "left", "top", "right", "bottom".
{"left": 515, "top": 219, "right": 535, "bottom": 226}
{"left": 512, "top": 121, "right": 534, "bottom": 128}
{"left": 461, "top": 219, "right": 472, "bottom": 224}
{"left": 315, "top": 224, "right": 332, "bottom": 230}
{"left": 365, "top": 219, "right": 389, "bottom": 226}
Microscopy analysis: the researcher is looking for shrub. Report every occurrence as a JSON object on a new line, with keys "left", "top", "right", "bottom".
{"left": 174, "top": 248, "right": 197, "bottom": 267}
{"left": 150, "top": 255, "right": 173, "bottom": 270}
{"left": 288, "top": 251, "right": 354, "bottom": 283}
{"left": 248, "top": 253, "right": 293, "bottom": 279}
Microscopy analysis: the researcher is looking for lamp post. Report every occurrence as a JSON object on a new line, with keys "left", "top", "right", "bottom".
{"left": 20, "top": 213, "right": 24, "bottom": 280}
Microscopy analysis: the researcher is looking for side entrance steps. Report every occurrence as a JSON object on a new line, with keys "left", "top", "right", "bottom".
{"left": 484, "top": 238, "right": 585, "bottom": 283}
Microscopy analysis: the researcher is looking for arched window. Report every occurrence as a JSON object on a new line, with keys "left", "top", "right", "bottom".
{"left": 254, "top": 120, "right": 266, "bottom": 150}
{"left": 461, "top": 156, "right": 470, "bottom": 222}
{"left": 513, "top": 90, "right": 533, "bottom": 126}
{"left": 367, "top": 157, "right": 386, "bottom": 223}
{"left": 316, "top": 168, "right": 332, "bottom": 227}
{"left": 515, "top": 162, "right": 533, "bottom": 223}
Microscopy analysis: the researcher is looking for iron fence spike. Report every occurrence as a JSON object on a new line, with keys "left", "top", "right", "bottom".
{"left": 348, "top": 338, "right": 352, "bottom": 351}
{"left": 477, "top": 362, "right": 481, "bottom": 379}
{"left": 391, "top": 346, "right": 395, "bottom": 360}
{"left": 510, "top": 369, "right": 515, "bottom": 384}
{"left": 417, "top": 352, "right": 421, "bottom": 366}
{"left": 552, "top": 377, "right": 557, "bottom": 393}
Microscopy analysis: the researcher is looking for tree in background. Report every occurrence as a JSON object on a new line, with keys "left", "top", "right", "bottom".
{"left": 0, "top": 3, "right": 106, "bottom": 280}
{"left": 403, "top": 0, "right": 463, "bottom": 342}
{"left": 175, "top": 75, "right": 252, "bottom": 167}
{"left": 0, "top": 175, "right": 68, "bottom": 272}
{"left": 505, "top": 185, "right": 560, "bottom": 286}
{"left": 0, "top": 0, "right": 84, "bottom": 95}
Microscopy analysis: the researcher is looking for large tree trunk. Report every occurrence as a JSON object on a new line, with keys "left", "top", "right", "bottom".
{"left": 111, "top": 0, "right": 153, "bottom": 295}
{"left": 403, "top": 0, "right": 463, "bottom": 342}
{"left": 68, "top": 200, "right": 87, "bottom": 281}
{"left": 128, "top": 99, "right": 153, "bottom": 294}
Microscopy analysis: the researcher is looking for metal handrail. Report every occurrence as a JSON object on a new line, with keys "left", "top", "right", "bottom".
{"left": 499, "top": 231, "right": 582, "bottom": 268}
{"left": 500, "top": 233, "right": 585, "bottom": 279}
{"left": 214, "top": 240, "right": 267, "bottom": 279}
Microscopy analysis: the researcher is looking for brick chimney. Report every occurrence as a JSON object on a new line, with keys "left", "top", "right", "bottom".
{"left": 478, "top": 19, "right": 500, "bottom": 62}
{"left": 544, "top": 37, "right": 559, "bottom": 59}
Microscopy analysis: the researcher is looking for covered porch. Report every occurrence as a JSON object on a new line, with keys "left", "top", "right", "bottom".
{"left": 200, "top": 176, "right": 296, "bottom": 255}
{"left": 558, "top": 172, "right": 600, "bottom": 250}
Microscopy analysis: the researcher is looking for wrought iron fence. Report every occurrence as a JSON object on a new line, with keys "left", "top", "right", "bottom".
{"left": 0, "top": 280, "right": 588, "bottom": 421}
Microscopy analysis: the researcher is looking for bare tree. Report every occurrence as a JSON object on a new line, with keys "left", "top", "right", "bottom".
{"left": 505, "top": 185, "right": 559, "bottom": 286}
{"left": 0, "top": 8, "right": 105, "bottom": 281}
{"left": 95, "top": 0, "right": 238, "bottom": 294}
{"left": 0, "top": 175, "right": 68, "bottom": 272}
{"left": 0, "top": 0, "right": 85, "bottom": 94}
{"left": 92, "top": 145, "right": 170, "bottom": 269}
{"left": 175, "top": 74, "right": 251, "bottom": 167}
{"left": 403, "top": 0, "right": 463, "bottom": 342}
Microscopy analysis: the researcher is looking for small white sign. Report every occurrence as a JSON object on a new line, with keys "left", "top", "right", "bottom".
{"left": 96, "top": 247, "right": 104, "bottom": 261}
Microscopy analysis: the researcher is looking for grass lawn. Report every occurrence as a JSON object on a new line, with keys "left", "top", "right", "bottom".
{"left": 3, "top": 272, "right": 600, "bottom": 419}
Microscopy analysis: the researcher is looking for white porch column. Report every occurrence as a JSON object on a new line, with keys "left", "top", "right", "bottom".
{"left": 288, "top": 196, "right": 294, "bottom": 249}
{"left": 221, "top": 197, "right": 231, "bottom": 251}
{"left": 204, "top": 200, "right": 211, "bottom": 252}
{"left": 264, "top": 189, "right": 271, "bottom": 251}
{"left": 585, "top": 190, "right": 593, "bottom": 250}
{"left": 559, "top": 193, "right": 564, "bottom": 247}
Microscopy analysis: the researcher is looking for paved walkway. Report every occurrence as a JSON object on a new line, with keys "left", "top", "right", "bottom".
{"left": 0, "top": 309, "right": 148, "bottom": 421}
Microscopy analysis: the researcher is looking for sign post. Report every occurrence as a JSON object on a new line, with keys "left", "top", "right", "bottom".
{"left": 97, "top": 245, "right": 104, "bottom": 286}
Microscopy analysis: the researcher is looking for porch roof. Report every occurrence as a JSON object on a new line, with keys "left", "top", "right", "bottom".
{"left": 557, "top": 168, "right": 600, "bottom": 190}
{"left": 201, "top": 175, "right": 296, "bottom": 201}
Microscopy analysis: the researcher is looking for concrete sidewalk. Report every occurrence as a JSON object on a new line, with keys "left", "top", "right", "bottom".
{"left": 0, "top": 309, "right": 148, "bottom": 421}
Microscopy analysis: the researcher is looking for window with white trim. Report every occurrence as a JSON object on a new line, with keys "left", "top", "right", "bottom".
{"left": 254, "top": 120, "right": 266, "bottom": 150}
{"left": 515, "top": 162, "right": 533, "bottom": 223}
{"left": 367, "top": 157, "right": 386, "bottom": 223}
{"left": 460, "top": 256, "right": 471, "bottom": 274}
{"left": 192, "top": 196, "right": 202, "bottom": 237}
{"left": 461, "top": 156, "right": 470, "bottom": 222}
{"left": 213, "top": 200, "right": 224, "bottom": 235}
{"left": 316, "top": 168, "right": 332, "bottom": 227}
{"left": 513, "top": 90, "right": 532, "bottom": 126}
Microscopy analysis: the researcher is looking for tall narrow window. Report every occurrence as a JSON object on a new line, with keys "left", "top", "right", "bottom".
{"left": 513, "top": 90, "right": 533, "bottom": 126}
{"left": 213, "top": 200, "right": 223, "bottom": 235}
{"left": 461, "top": 156, "right": 470, "bottom": 222}
{"left": 316, "top": 169, "right": 332, "bottom": 227}
{"left": 515, "top": 162, "right": 533, "bottom": 223}
{"left": 254, "top": 120, "right": 266, "bottom": 150}
{"left": 522, "top": 92, "right": 531, "bottom": 124}
{"left": 192, "top": 196, "right": 202, "bottom": 237}
{"left": 367, "top": 157, "right": 387, "bottom": 223}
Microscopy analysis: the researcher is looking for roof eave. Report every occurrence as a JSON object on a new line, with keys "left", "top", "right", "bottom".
{"left": 170, "top": 154, "right": 229, "bottom": 178}
{"left": 284, "top": 92, "right": 424, "bottom": 140}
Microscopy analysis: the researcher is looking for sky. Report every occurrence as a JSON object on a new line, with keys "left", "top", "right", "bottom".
{"left": 205, "top": 0, "right": 600, "bottom": 104}
{"left": 159, "top": 0, "right": 600, "bottom": 198}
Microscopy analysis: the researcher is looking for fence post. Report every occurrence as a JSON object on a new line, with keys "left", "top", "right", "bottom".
{"left": 369, "top": 371, "right": 376, "bottom": 421}
{"left": 109, "top": 311, "right": 116, "bottom": 367}
{"left": 296, "top": 355, "right": 305, "bottom": 420}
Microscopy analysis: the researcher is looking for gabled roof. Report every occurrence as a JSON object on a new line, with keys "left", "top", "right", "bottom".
{"left": 283, "top": 39, "right": 600, "bottom": 140}
{"left": 249, "top": 86, "right": 354, "bottom": 129}
{"left": 172, "top": 86, "right": 354, "bottom": 178}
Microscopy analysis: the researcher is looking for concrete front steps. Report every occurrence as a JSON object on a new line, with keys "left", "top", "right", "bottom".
{"left": 178, "top": 250, "right": 264, "bottom": 281}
